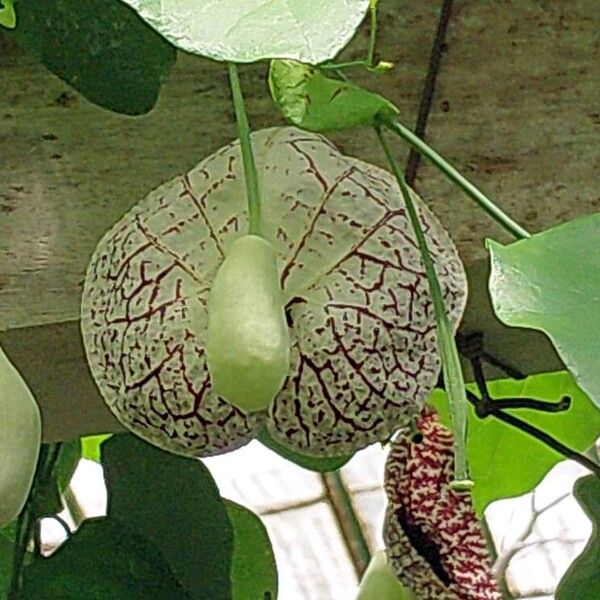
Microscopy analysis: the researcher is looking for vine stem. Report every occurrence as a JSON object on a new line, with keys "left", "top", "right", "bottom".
{"left": 375, "top": 127, "right": 471, "bottom": 488}
{"left": 367, "top": 0, "right": 378, "bottom": 67}
{"left": 322, "top": 471, "right": 371, "bottom": 575}
{"left": 9, "top": 442, "right": 62, "bottom": 598}
{"left": 380, "top": 117, "right": 531, "bottom": 241}
{"left": 227, "top": 62, "right": 261, "bottom": 236}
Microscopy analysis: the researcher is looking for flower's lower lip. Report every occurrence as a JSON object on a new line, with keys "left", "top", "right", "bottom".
{"left": 81, "top": 126, "right": 467, "bottom": 459}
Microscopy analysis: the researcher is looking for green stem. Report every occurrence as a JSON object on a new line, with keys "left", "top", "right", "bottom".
{"left": 367, "top": 0, "right": 378, "bottom": 67}
{"left": 320, "top": 60, "right": 369, "bottom": 71}
{"left": 227, "top": 63, "right": 261, "bottom": 236}
{"left": 381, "top": 117, "right": 531, "bottom": 241}
{"left": 375, "top": 127, "right": 471, "bottom": 488}
{"left": 322, "top": 471, "right": 371, "bottom": 575}
{"left": 9, "top": 442, "right": 62, "bottom": 599}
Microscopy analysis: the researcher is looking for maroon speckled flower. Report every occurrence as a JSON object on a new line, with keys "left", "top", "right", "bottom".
{"left": 383, "top": 409, "right": 501, "bottom": 599}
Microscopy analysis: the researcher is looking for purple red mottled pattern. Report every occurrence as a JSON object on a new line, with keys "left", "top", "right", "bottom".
{"left": 81, "top": 127, "right": 467, "bottom": 458}
{"left": 383, "top": 410, "right": 501, "bottom": 599}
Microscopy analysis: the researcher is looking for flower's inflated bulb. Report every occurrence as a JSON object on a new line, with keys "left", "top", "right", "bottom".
{"left": 206, "top": 235, "right": 290, "bottom": 412}
{"left": 356, "top": 551, "right": 415, "bottom": 600}
{"left": 383, "top": 409, "right": 501, "bottom": 599}
{"left": 0, "top": 345, "right": 41, "bottom": 527}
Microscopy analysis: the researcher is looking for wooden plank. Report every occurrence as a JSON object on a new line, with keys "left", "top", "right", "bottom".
{"left": 413, "top": 0, "right": 600, "bottom": 257}
{"left": 0, "top": 1, "right": 442, "bottom": 331}
{"left": 0, "top": 258, "right": 562, "bottom": 443}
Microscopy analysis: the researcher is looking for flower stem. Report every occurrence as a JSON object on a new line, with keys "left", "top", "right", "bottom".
{"left": 9, "top": 442, "right": 62, "bottom": 598}
{"left": 227, "top": 63, "right": 261, "bottom": 236}
{"left": 380, "top": 117, "right": 531, "bottom": 241}
{"left": 375, "top": 126, "right": 472, "bottom": 488}
{"left": 367, "top": 0, "right": 378, "bottom": 67}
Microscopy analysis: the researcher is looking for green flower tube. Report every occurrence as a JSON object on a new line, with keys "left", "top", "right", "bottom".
{"left": 206, "top": 235, "right": 290, "bottom": 413}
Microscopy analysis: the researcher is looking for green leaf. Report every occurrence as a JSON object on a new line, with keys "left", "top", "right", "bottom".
{"left": 0, "top": 0, "right": 16, "bottom": 29}
{"left": 225, "top": 501, "right": 277, "bottom": 600}
{"left": 54, "top": 440, "right": 80, "bottom": 493}
{"left": 80, "top": 433, "right": 112, "bottom": 463}
{"left": 429, "top": 371, "right": 600, "bottom": 514}
{"left": 102, "top": 435, "right": 234, "bottom": 599}
{"left": 21, "top": 518, "right": 191, "bottom": 599}
{"left": 119, "top": 0, "right": 370, "bottom": 63}
{"left": 487, "top": 213, "right": 600, "bottom": 408}
{"left": 6, "top": 0, "right": 176, "bottom": 115}
{"left": 257, "top": 427, "right": 352, "bottom": 472}
{"left": 0, "top": 524, "right": 14, "bottom": 597}
{"left": 556, "top": 475, "right": 600, "bottom": 599}
{"left": 269, "top": 59, "right": 398, "bottom": 131}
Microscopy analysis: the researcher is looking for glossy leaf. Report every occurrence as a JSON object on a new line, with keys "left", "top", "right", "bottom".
{"left": 119, "top": 0, "right": 370, "bottom": 63}
{"left": 257, "top": 427, "right": 352, "bottom": 472}
{"left": 6, "top": 0, "right": 176, "bottom": 115}
{"left": 269, "top": 59, "right": 398, "bottom": 131}
{"left": 488, "top": 213, "right": 600, "bottom": 408}
{"left": 80, "top": 433, "right": 112, "bottom": 463}
{"left": 225, "top": 501, "right": 278, "bottom": 600}
{"left": 21, "top": 518, "right": 191, "bottom": 599}
{"left": 556, "top": 475, "right": 600, "bottom": 599}
{"left": 429, "top": 371, "right": 600, "bottom": 515}
{"left": 0, "top": 0, "right": 16, "bottom": 29}
{"left": 102, "top": 435, "right": 234, "bottom": 599}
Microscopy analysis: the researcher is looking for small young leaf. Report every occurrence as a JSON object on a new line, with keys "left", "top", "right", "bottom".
{"left": 556, "top": 475, "right": 600, "bottom": 599}
{"left": 118, "top": 0, "right": 370, "bottom": 63}
{"left": 269, "top": 59, "right": 398, "bottom": 131}
{"left": 225, "top": 501, "right": 278, "bottom": 600}
{"left": 429, "top": 371, "right": 600, "bottom": 515}
{"left": 0, "top": 0, "right": 16, "bottom": 29}
{"left": 257, "top": 427, "right": 352, "bottom": 472}
{"left": 102, "top": 435, "right": 234, "bottom": 599}
{"left": 488, "top": 213, "right": 600, "bottom": 409}
{"left": 54, "top": 440, "right": 80, "bottom": 493}
{"left": 6, "top": 0, "right": 176, "bottom": 115}
{"left": 80, "top": 433, "right": 113, "bottom": 463}
{"left": 21, "top": 518, "right": 191, "bottom": 599}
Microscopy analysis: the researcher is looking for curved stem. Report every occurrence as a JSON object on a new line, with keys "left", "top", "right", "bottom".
{"left": 376, "top": 126, "right": 471, "bottom": 488}
{"left": 466, "top": 390, "right": 600, "bottom": 478}
{"left": 9, "top": 442, "right": 63, "bottom": 598}
{"left": 227, "top": 63, "right": 261, "bottom": 236}
{"left": 381, "top": 117, "right": 531, "bottom": 240}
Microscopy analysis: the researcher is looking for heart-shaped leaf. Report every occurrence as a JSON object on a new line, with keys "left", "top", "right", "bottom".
{"left": 6, "top": 0, "right": 176, "bottom": 115}
{"left": 225, "top": 501, "right": 278, "bottom": 600}
{"left": 487, "top": 213, "right": 600, "bottom": 408}
{"left": 21, "top": 518, "right": 191, "bottom": 599}
{"left": 556, "top": 475, "right": 600, "bottom": 599}
{"left": 102, "top": 435, "right": 234, "bottom": 599}
{"left": 429, "top": 371, "right": 600, "bottom": 515}
{"left": 119, "top": 0, "right": 370, "bottom": 63}
{"left": 269, "top": 59, "right": 398, "bottom": 131}
{"left": 81, "top": 127, "right": 467, "bottom": 458}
